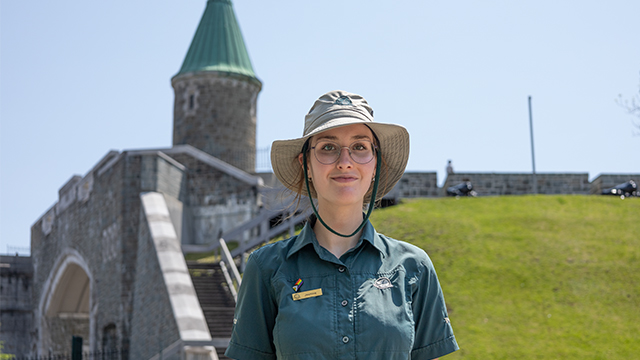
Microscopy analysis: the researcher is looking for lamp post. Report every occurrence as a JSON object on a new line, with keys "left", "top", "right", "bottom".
{"left": 528, "top": 96, "right": 538, "bottom": 195}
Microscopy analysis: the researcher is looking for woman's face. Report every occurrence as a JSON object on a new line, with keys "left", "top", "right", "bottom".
{"left": 301, "top": 124, "right": 377, "bottom": 208}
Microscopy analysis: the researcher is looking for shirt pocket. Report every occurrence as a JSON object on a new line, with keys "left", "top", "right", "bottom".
{"left": 354, "top": 268, "right": 415, "bottom": 353}
{"left": 273, "top": 274, "right": 337, "bottom": 357}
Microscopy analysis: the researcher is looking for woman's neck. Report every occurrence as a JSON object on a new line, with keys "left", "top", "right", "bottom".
{"left": 312, "top": 202, "right": 364, "bottom": 259}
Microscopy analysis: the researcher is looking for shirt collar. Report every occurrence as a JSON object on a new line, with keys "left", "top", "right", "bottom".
{"left": 286, "top": 218, "right": 386, "bottom": 259}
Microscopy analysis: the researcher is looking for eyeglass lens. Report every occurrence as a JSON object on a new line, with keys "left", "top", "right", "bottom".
{"left": 312, "top": 140, "right": 375, "bottom": 165}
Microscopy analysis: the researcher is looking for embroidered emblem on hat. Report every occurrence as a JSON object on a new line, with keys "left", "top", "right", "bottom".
{"left": 335, "top": 96, "right": 353, "bottom": 105}
{"left": 373, "top": 277, "right": 393, "bottom": 290}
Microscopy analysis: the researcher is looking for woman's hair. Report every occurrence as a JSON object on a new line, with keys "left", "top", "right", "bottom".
{"left": 284, "top": 133, "right": 388, "bottom": 216}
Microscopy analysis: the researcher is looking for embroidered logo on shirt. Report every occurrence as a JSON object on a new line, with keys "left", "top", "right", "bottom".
{"left": 292, "top": 288, "right": 323, "bottom": 301}
{"left": 373, "top": 277, "right": 393, "bottom": 290}
{"left": 293, "top": 278, "right": 303, "bottom": 292}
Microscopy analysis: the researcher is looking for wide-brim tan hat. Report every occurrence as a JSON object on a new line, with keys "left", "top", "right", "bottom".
{"left": 271, "top": 90, "right": 410, "bottom": 201}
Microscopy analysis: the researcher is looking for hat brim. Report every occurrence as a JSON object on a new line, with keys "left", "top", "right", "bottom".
{"left": 271, "top": 118, "right": 409, "bottom": 201}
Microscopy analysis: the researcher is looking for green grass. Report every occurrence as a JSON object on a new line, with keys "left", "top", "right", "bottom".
{"left": 370, "top": 195, "right": 640, "bottom": 359}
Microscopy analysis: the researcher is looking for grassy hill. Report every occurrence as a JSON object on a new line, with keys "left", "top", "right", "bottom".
{"left": 370, "top": 195, "right": 640, "bottom": 359}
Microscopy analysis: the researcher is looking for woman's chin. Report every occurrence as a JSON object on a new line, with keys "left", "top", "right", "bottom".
{"left": 322, "top": 191, "right": 368, "bottom": 207}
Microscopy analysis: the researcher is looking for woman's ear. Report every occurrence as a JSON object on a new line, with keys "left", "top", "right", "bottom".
{"left": 298, "top": 153, "right": 312, "bottom": 180}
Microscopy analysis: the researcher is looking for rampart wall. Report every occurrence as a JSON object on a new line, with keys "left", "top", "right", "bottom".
{"left": 442, "top": 173, "right": 591, "bottom": 196}
{"left": 0, "top": 255, "right": 33, "bottom": 355}
{"left": 27, "top": 146, "right": 261, "bottom": 357}
{"left": 388, "top": 172, "right": 639, "bottom": 198}
{"left": 589, "top": 173, "right": 640, "bottom": 194}
{"left": 386, "top": 172, "right": 439, "bottom": 199}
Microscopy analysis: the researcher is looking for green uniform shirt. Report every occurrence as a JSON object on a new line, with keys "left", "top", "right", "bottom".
{"left": 225, "top": 219, "right": 458, "bottom": 360}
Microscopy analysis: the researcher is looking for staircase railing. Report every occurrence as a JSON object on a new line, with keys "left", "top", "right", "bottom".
{"left": 212, "top": 206, "right": 312, "bottom": 303}
{"left": 219, "top": 238, "right": 241, "bottom": 303}
{"left": 230, "top": 208, "right": 312, "bottom": 258}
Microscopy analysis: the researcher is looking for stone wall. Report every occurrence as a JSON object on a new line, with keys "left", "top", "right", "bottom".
{"left": 168, "top": 149, "right": 260, "bottom": 246}
{"left": 442, "top": 173, "right": 590, "bottom": 196}
{"left": 172, "top": 73, "right": 261, "bottom": 173}
{"left": 589, "top": 173, "right": 640, "bottom": 194}
{"left": 387, "top": 172, "right": 439, "bottom": 198}
{"left": 0, "top": 255, "right": 33, "bottom": 356}
{"left": 130, "top": 192, "right": 215, "bottom": 360}
{"left": 380, "top": 172, "right": 638, "bottom": 199}
{"left": 30, "top": 151, "right": 130, "bottom": 356}
{"left": 29, "top": 147, "right": 261, "bottom": 357}
{"left": 129, "top": 196, "right": 181, "bottom": 360}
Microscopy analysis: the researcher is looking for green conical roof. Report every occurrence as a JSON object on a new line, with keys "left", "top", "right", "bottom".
{"left": 175, "top": 0, "right": 258, "bottom": 81}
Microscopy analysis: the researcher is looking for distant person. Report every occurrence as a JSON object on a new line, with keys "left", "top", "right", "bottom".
{"left": 226, "top": 90, "right": 458, "bottom": 360}
{"left": 446, "top": 160, "right": 454, "bottom": 175}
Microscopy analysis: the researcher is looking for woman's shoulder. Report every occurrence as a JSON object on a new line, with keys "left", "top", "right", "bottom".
{"left": 375, "top": 232, "right": 435, "bottom": 271}
{"left": 247, "top": 235, "right": 298, "bottom": 268}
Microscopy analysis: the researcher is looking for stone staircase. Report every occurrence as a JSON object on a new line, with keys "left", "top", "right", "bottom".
{"left": 188, "top": 261, "right": 236, "bottom": 360}
{"left": 184, "top": 204, "right": 313, "bottom": 359}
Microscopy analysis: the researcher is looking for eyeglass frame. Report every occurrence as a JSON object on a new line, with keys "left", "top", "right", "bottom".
{"left": 308, "top": 139, "right": 378, "bottom": 165}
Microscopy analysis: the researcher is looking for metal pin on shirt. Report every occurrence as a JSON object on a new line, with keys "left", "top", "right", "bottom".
{"left": 293, "top": 278, "right": 303, "bottom": 292}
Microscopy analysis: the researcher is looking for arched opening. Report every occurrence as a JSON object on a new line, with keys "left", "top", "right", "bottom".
{"left": 102, "top": 323, "right": 119, "bottom": 359}
{"left": 38, "top": 253, "right": 94, "bottom": 356}
{"left": 46, "top": 263, "right": 90, "bottom": 317}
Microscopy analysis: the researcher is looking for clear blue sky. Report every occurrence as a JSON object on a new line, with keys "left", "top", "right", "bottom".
{"left": 1, "top": 0, "right": 639, "bottom": 254}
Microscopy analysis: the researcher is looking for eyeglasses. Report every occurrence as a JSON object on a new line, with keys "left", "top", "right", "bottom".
{"left": 310, "top": 140, "right": 377, "bottom": 165}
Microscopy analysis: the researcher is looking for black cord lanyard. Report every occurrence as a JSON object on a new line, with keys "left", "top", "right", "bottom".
{"left": 302, "top": 142, "right": 381, "bottom": 238}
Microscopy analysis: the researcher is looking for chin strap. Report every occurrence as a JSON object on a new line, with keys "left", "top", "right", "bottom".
{"left": 302, "top": 142, "right": 381, "bottom": 238}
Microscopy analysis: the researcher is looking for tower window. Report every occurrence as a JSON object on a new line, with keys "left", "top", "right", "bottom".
{"left": 182, "top": 84, "right": 199, "bottom": 116}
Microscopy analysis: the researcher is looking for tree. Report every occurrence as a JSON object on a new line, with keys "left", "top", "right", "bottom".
{"left": 0, "top": 341, "right": 16, "bottom": 360}
{"left": 617, "top": 73, "right": 640, "bottom": 135}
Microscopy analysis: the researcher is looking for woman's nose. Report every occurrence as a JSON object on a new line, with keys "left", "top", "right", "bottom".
{"left": 336, "top": 147, "right": 353, "bottom": 168}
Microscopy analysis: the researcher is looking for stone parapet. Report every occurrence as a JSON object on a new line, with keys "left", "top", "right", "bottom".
{"left": 442, "top": 172, "right": 590, "bottom": 196}
{"left": 387, "top": 172, "right": 439, "bottom": 198}
{"left": 589, "top": 173, "right": 640, "bottom": 194}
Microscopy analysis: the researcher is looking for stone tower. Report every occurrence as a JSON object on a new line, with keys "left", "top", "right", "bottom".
{"left": 172, "top": 0, "right": 262, "bottom": 173}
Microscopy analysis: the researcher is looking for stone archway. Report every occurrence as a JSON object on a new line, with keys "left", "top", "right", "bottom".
{"left": 37, "top": 250, "right": 95, "bottom": 356}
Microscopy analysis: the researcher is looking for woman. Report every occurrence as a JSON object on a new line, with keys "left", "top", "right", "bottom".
{"left": 225, "top": 90, "right": 458, "bottom": 360}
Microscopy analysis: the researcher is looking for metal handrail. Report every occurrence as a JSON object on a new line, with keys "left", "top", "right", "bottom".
{"left": 230, "top": 208, "right": 312, "bottom": 258}
{"left": 219, "top": 237, "right": 242, "bottom": 303}
{"left": 182, "top": 204, "right": 312, "bottom": 257}
{"left": 219, "top": 260, "right": 238, "bottom": 303}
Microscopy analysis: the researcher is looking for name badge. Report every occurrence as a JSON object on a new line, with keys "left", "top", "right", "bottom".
{"left": 292, "top": 288, "right": 323, "bottom": 301}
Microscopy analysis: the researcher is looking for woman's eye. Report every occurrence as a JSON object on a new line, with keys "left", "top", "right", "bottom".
{"left": 352, "top": 142, "right": 368, "bottom": 151}
{"left": 320, "top": 143, "right": 336, "bottom": 151}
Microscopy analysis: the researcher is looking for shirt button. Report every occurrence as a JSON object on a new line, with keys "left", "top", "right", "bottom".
{"left": 342, "top": 336, "right": 350, "bottom": 344}
{"left": 338, "top": 266, "right": 346, "bottom": 273}
{"left": 341, "top": 300, "right": 348, "bottom": 307}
